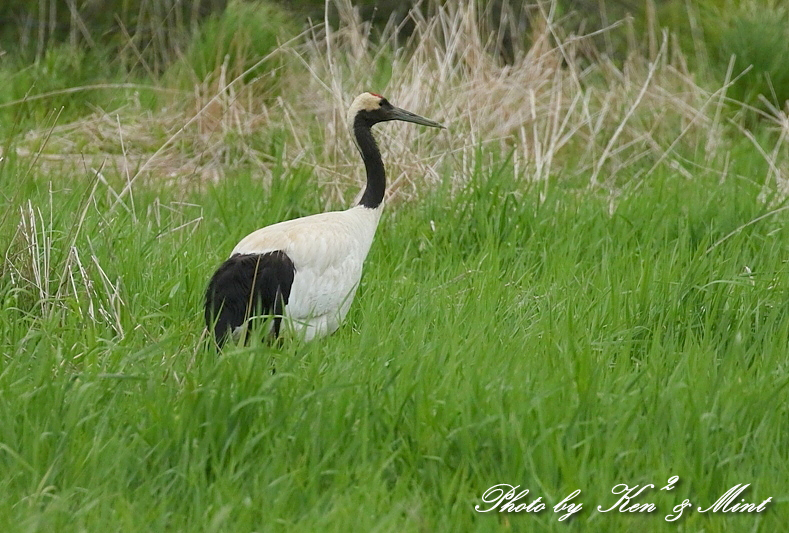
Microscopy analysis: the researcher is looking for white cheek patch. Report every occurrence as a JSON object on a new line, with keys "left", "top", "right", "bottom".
{"left": 347, "top": 93, "right": 383, "bottom": 127}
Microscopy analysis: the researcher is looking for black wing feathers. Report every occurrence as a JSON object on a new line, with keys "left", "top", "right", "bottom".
{"left": 204, "top": 251, "right": 296, "bottom": 346}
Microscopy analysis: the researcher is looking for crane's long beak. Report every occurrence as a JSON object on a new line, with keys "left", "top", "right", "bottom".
{"left": 388, "top": 107, "right": 445, "bottom": 129}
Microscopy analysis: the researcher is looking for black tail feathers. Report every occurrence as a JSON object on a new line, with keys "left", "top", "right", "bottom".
{"left": 204, "top": 251, "right": 296, "bottom": 347}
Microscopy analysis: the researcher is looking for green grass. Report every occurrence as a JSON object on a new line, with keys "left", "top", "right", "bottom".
{"left": 1, "top": 0, "right": 789, "bottom": 530}
{"left": 1, "top": 137, "right": 788, "bottom": 531}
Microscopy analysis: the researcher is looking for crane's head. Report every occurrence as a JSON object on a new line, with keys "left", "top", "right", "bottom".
{"left": 347, "top": 92, "right": 444, "bottom": 131}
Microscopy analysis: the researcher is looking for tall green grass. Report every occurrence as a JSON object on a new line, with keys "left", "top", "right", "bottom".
{"left": 2, "top": 0, "right": 789, "bottom": 531}
{"left": 707, "top": 0, "right": 789, "bottom": 113}
{"left": 1, "top": 142, "right": 788, "bottom": 531}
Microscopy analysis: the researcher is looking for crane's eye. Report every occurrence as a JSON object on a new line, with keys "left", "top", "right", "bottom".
{"left": 379, "top": 98, "right": 392, "bottom": 109}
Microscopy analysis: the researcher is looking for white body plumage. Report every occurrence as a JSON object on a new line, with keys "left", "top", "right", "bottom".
{"left": 230, "top": 204, "right": 382, "bottom": 341}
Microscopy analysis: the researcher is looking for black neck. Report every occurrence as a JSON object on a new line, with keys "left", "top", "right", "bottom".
{"left": 354, "top": 116, "right": 385, "bottom": 209}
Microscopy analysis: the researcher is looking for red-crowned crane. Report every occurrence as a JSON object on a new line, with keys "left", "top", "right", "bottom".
{"left": 204, "top": 92, "right": 444, "bottom": 346}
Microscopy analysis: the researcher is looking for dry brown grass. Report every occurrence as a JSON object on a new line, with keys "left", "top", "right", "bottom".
{"left": 12, "top": 0, "right": 789, "bottom": 208}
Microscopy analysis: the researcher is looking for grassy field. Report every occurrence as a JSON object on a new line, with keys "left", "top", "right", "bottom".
{"left": 2, "top": 1, "right": 789, "bottom": 531}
